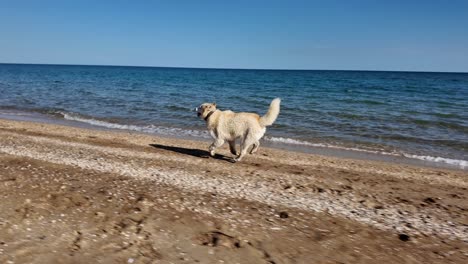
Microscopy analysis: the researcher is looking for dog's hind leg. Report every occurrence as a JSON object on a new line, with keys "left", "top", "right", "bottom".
{"left": 209, "top": 138, "right": 225, "bottom": 157}
{"left": 228, "top": 140, "right": 238, "bottom": 156}
{"left": 250, "top": 140, "right": 260, "bottom": 154}
{"left": 234, "top": 135, "right": 255, "bottom": 162}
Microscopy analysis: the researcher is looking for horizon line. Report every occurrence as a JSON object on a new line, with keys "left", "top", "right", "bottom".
{"left": 1, "top": 62, "right": 467, "bottom": 74}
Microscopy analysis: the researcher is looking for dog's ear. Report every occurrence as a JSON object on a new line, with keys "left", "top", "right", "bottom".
{"left": 213, "top": 103, "right": 216, "bottom": 107}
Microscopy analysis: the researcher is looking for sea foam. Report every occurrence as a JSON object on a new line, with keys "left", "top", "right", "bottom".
{"left": 60, "top": 111, "right": 210, "bottom": 139}
{"left": 265, "top": 136, "right": 468, "bottom": 169}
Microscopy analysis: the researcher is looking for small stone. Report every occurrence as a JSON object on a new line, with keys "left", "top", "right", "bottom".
{"left": 279, "top": 212, "right": 289, "bottom": 219}
{"left": 424, "top": 197, "right": 436, "bottom": 204}
{"left": 127, "top": 258, "right": 134, "bottom": 263}
{"left": 398, "top": 234, "right": 410, "bottom": 241}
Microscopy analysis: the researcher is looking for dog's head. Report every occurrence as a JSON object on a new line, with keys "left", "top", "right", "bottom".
{"left": 195, "top": 103, "right": 217, "bottom": 120}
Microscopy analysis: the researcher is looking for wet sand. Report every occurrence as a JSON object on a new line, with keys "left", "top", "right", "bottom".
{"left": 0, "top": 119, "right": 467, "bottom": 263}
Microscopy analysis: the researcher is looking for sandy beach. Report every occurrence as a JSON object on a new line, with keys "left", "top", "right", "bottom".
{"left": 0, "top": 118, "right": 467, "bottom": 263}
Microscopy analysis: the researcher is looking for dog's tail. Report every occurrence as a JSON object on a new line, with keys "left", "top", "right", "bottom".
{"left": 259, "top": 98, "right": 281, "bottom": 127}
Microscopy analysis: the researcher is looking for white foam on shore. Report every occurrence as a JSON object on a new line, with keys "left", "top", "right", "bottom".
{"left": 265, "top": 136, "right": 329, "bottom": 147}
{"left": 60, "top": 112, "right": 468, "bottom": 169}
{"left": 60, "top": 111, "right": 210, "bottom": 139}
{"left": 266, "top": 136, "right": 468, "bottom": 169}
{"left": 403, "top": 154, "right": 468, "bottom": 169}
{"left": 266, "top": 136, "right": 402, "bottom": 155}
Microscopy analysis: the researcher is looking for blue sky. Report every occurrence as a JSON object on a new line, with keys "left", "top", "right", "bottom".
{"left": 1, "top": 0, "right": 467, "bottom": 72}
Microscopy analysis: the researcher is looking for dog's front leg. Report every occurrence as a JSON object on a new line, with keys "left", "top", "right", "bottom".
{"left": 209, "top": 138, "right": 225, "bottom": 157}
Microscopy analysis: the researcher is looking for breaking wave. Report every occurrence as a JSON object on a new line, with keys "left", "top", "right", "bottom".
{"left": 59, "top": 111, "right": 210, "bottom": 139}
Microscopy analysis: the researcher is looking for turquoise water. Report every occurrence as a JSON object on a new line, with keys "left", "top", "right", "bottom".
{"left": 0, "top": 63, "right": 467, "bottom": 168}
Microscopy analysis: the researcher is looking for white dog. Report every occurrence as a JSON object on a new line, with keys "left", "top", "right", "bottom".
{"left": 196, "top": 98, "right": 281, "bottom": 162}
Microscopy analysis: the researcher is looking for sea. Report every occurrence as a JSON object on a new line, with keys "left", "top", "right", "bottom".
{"left": 0, "top": 63, "right": 467, "bottom": 169}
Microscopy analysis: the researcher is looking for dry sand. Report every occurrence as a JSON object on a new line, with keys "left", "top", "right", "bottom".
{"left": 0, "top": 119, "right": 467, "bottom": 263}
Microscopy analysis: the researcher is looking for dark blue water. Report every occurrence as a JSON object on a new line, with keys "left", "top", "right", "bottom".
{"left": 1, "top": 63, "right": 467, "bottom": 167}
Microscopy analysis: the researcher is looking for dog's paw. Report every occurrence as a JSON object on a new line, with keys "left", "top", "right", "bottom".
{"left": 230, "top": 150, "right": 239, "bottom": 156}
{"left": 209, "top": 150, "right": 216, "bottom": 157}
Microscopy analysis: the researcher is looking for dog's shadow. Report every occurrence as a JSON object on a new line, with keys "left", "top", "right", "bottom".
{"left": 149, "top": 143, "right": 234, "bottom": 162}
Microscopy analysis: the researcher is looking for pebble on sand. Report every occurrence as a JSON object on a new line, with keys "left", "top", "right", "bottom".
{"left": 398, "top": 234, "right": 410, "bottom": 242}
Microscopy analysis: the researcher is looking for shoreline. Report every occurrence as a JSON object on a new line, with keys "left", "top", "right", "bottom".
{"left": 0, "top": 110, "right": 466, "bottom": 172}
{"left": 0, "top": 118, "right": 467, "bottom": 262}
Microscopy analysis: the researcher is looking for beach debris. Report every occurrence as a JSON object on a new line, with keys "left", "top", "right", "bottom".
{"left": 198, "top": 231, "right": 241, "bottom": 249}
{"left": 279, "top": 212, "right": 289, "bottom": 219}
{"left": 423, "top": 197, "right": 436, "bottom": 204}
{"left": 398, "top": 233, "right": 410, "bottom": 242}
